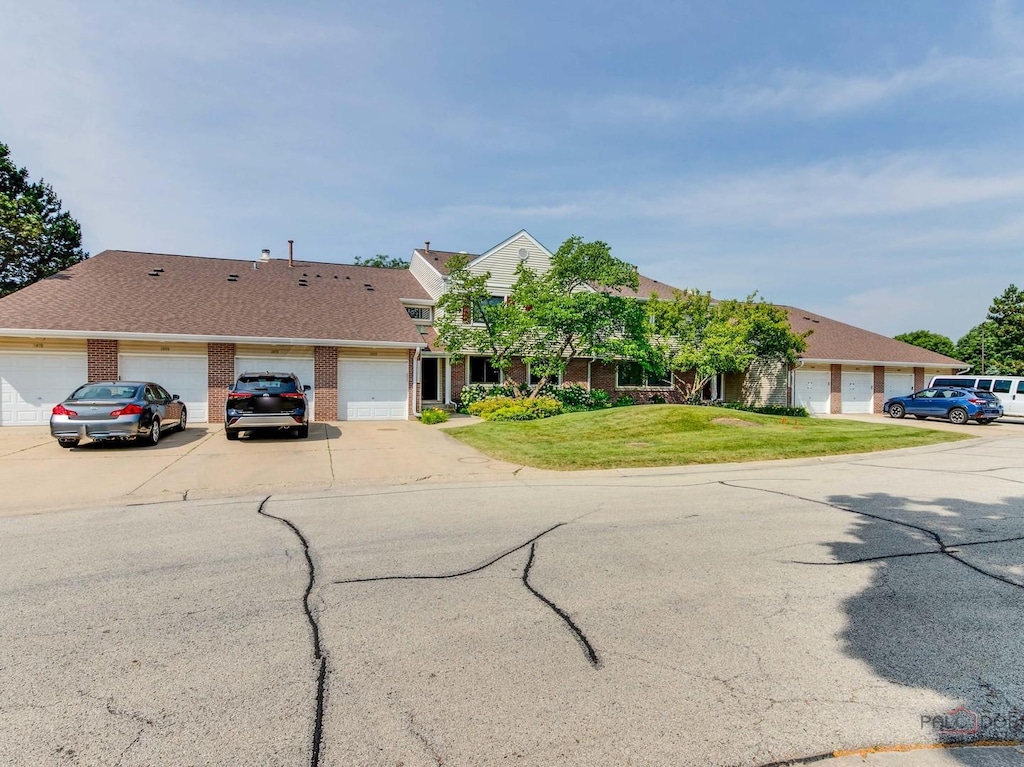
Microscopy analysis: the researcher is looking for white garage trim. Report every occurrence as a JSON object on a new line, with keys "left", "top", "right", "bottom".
{"left": 119, "top": 353, "right": 209, "bottom": 422}
{"left": 1, "top": 352, "right": 87, "bottom": 426}
{"left": 841, "top": 371, "right": 874, "bottom": 414}
{"left": 339, "top": 359, "right": 409, "bottom": 421}
{"left": 236, "top": 355, "right": 316, "bottom": 422}
{"left": 793, "top": 370, "right": 831, "bottom": 415}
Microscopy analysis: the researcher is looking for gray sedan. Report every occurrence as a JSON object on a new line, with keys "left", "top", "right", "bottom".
{"left": 50, "top": 381, "right": 187, "bottom": 448}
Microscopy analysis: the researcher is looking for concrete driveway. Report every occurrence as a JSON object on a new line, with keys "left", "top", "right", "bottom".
{"left": 0, "top": 417, "right": 528, "bottom": 515}
{"left": 1, "top": 423, "right": 1023, "bottom": 765}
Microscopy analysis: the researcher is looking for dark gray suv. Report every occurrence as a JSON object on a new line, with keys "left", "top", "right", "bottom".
{"left": 224, "top": 372, "right": 311, "bottom": 440}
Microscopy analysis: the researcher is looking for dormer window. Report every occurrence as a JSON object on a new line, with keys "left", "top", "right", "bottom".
{"left": 405, "top": 306, "right": 432, "bottom": 321}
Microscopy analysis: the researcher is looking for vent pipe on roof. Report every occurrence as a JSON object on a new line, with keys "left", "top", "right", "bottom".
{"left": 260, "top": 248, "right": 270, "bottom": 262}
{"left": 288, "top": 239, "right": 294, "bottom": 268}
{"left": 424, "top": 241, "right": 430, "bottom": 252}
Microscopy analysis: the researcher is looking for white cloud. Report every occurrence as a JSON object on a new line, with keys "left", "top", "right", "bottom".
{"left": 579, "top": 53, "right": 1024, "bottom": 126}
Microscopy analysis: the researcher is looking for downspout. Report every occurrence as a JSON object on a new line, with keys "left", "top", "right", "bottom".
{"left": 413, "top": 348, "right": 422, "bottom": 417}
{"left": 587, "top": 357, "right": 595, "bottom": 390}
{"left": 444, "top": 355, "right": 453, "bottom": 406}
{"left": 789, "top": 359, "right": 805, "bottom": 407}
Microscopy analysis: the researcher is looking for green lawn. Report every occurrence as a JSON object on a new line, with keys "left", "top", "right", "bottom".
{"left": 444, "top": 405, "right": 972, "bottom": 470}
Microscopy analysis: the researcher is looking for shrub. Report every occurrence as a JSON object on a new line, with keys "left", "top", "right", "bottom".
{"left": 719, "top": 402, "right": 809, "bottom": 418}
{"left": 612, "top": 394, "right": 635, "bottom": 407}
{"left": 419, "top": 408, "right": 449, "bottom": 425}
{"left": 457, "top": 384, "right": 516, "bottom": 412}
{"left": 649, "top": 393, "right": 667, "bottom": 405}
{"left": 552, "top": 383, "right": 610, "bottom": 412}
{"left": 466, "top": 396, "right": 563, "bottom": 421}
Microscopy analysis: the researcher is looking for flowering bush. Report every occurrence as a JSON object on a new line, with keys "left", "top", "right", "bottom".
{"left": 466, "top": 396, "right": 563, "bottom": 421}
{"left": 419, "top": 408, "right": 449, "bottom": 424}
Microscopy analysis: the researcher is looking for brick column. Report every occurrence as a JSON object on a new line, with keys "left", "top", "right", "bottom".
{"left": 313, "top": 346, "right": 338, "bottom": 422}
{"left": 830, "top": 364, "right": 842, "bottom": 414}
{"left": 207, "top": 343, "right": 236, "bottom": 424}
{"left": 87, "top": 339, "right": 118, "bottom": 381}
{"left": 913, "top": 367, "right": 925, "bottom": 391}
{"left": 872, "top": 366, "right": 885, "bottom": 413}
{"left": 450, "top": 356, "right": 466, "bottom": 404}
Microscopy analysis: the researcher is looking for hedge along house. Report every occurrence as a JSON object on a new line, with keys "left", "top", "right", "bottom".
{"left": 0, "top": 229, "right": 968, "bottom": 426}
{"left": 0, "top": 248, "right": 430, "bottom": 426}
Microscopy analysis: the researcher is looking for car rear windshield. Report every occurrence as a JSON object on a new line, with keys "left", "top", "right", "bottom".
{"left": 234, "top": 376, "right": 300, "bottom": 394}
{"left": 971, "top": 390, "right": 999, "bottom": 401}
{"left": 70, "top": 384, "right": 141, "bottom": 400}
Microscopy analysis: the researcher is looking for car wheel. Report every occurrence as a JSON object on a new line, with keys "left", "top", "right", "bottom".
{"left": 177, "top": 407, "right": 187, "bottom": 432}
{"left": 225, "top": 429, "right": 240, "bottom": 441}
{"left": 146, "top": 418, "right": 161, "bottom": 446}
{"left": 948, "top": 407, "right": 968, "bottom": 425}
{"left": 888, "top": 403, "right": 905, "bottom": 419}
{"left": 296, "top": 424, "right": 309, "bottom": 439}
{"left": 57, "top": 438, "right": 79, "bottom": 449}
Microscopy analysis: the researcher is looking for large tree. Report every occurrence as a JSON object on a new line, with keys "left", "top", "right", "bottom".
{"left": 354, "top": 254, "right": 407, "bottom": 269}
{"left": 1, "top": 142, "right": 87, "bottom": 297}
{"left": 987, "top": 284, "right": 1024, "bottom": 375}
{"left": 955, "top": 321, "right": 999, "bottom": 374}
{"left": 434, "top": 236, "right": 651, "bottom": 398}
{"left": 647, "top": 290, "right": 808, "bottom": 403}
{"left": 893, "top": 329, "right": 956, "bottom": 358}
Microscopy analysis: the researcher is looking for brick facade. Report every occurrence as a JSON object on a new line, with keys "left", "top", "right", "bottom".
{"left": 830, "top": 364, "right": 842, "bottom": 414}
{"left": 207, "top": 343, "right": 236, "bottom": 424}
{"left": 87, "top": 339, "right": 119, "bottom": 381}
{"left": 450, "top": 357, "right": 466, "bottom": 401}
{"left": 914, "top": 367, "right": 925, "bottom": 390}
{"left": 313, "top": 346, "right": 338, "bottom": 422}
{"left": 872, "top": 366, "right": 885, "bottom": 414}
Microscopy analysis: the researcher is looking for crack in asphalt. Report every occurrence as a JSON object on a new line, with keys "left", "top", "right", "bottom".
{"left": 335, "top": 521, "right": 601, "bottom": 668}
{"left": 323, "top": 423, "right": 336, "bottom": 482}
{"left": 852, "top": 461, "right": 1024, "bottom": 485}
{"left": 720, "top": 482, "right": 1024, "bottom": 593}
{"left": 256, "top": 496, "right": 327, "bottom": 767}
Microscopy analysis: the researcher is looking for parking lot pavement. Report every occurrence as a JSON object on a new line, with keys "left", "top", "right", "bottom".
{"left": 0, "top": 419, "right": 527, "bottom": 515}
{"left": 2, "top": 434, "right": 1023, "bottom": 766}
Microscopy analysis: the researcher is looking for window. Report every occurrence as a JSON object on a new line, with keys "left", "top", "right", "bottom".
{"left": 1018, "top": 382, "right": 1024, "bottom": 395}
{"left": 528, "top": 366, "right": 562, "bottom": 386}
{"left": 993, "top": 379, "right": 1012, "bottom": 394}
{"left": 977, "top": 379, "right": 993, "bottom": 391}
{"left": 405, "top": 306, "right": 432, "bottom": 321}
{"left": 616, "top": 362, "right": 671, "bottom": 388}
{"left": 468, "top": 356, "right": 502, "bottom": 385}
{"left": 471, "top": 296, "right": 504, "bottom": 324}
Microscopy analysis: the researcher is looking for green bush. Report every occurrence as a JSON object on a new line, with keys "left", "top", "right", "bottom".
{"left": 419, "top": 408, "right": 449, "bottom": 424}
{"left": 466, "top": 396, "right": 563, "bottom": 421}
{"left": 552, "top": 383, "right": 610, "bottom": 412}
{"left": 649, "top": 393, "right": 667, "bottom": 405}
{"left": 612, "top": 394, "right": 635, "bottom": 407}
{"left": 719, "top": 402, "right": 809, "bottom": 418}
{"left": 457, "top": 384, "right": 516, "bottom": 412}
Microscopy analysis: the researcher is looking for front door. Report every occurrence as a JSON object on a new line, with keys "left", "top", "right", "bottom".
{"left": 421, "top": 358, "right": 438, "bottom": 401}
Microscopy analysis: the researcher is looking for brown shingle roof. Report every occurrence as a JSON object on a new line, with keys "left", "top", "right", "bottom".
{"left": 785, "top": 306, "right": 966, "bottom": 366}
{"left": 0, "top": 250, "right": 430, "bottom": 345}
{"left": 412, "top": 248, "right": 480, "bottom": 275}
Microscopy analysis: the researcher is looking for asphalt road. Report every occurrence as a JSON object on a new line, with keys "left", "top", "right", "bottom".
{"left": 2, "top": 435, "right": 1023, "bottom": 766}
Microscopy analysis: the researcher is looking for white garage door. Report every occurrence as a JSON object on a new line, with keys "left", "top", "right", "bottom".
{"left": 884, "top": 373, "right": 914, "bottom": 401}
{"left": 793, "top": 371, "right": 831, "bottom": 415}
{"left": 339, "top": 359, "right": 408, "bottom": 420}
{"left": 841, "top": 371, "right": 874, "bottom": 414}
{"left": 120, "top": 354, "right": 209, "bottom": 422}
{"left": 1, "top": 352, "right": 87, "bottom": 426}
{"left": 236, "top": 356, "right": 315, "bottom": 421}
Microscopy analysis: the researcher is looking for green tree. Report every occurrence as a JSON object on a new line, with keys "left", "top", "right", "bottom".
{"left": 988, "top": 284, "right": 1024, "bottom": 375}
{"left": 1, "top": 142, "right": 87, "bottom": 297}
{"left": 893, "top": 329, "right": 956, "bottom": 358}
{"left": 434, "top": 236, "right": 651, "bottom": 398}
{"left": 647, "top": 290, "right": 807, "bottom": 403}
{"left": 354, "top": 254, "right": 407, "bottom": 269}
{"left": 955, "top": 321, "right": 999, "bottom": 374}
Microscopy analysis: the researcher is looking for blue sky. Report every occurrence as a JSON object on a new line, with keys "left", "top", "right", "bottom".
{"left": 2, "top": 1, "right": 1023, "bottom": 341}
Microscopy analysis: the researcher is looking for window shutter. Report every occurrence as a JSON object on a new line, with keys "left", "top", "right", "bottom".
{"left": 462, "top": 305, "right": 471, "bottom": 323}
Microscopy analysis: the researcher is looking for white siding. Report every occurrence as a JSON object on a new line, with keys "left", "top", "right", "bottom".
{"left": 469, "top": 232, "right": 553, "bottom": 291}
{"left": 409, "top": 252, "right": 446, "bottom": 298}
{"left": 739, "top": 359, "right": 788, "bottom": 406}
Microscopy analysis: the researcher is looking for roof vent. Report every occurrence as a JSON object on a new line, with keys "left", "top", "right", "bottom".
{"left": 260, "top": 249, "right": 271, "bottom": 262}
{"left": 153, "top": 267, "right": 164, "bottom": 273}
{"left": 364, "top": 283, "right": 374, "bottom": 291}
{"left": 518, "top": 248, "right": 529, "bottom": 261}
{"left": 147, "top": 270, "right": 161, "bottom": 277}
{"left": 298, "top": 279, "right": 309, "bottom": 287}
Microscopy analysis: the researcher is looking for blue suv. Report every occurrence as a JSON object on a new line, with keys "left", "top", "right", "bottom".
{"left": 883, "top": 387, "right": 1003, "bottom": 425}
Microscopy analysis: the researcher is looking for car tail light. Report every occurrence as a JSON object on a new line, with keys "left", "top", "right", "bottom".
{"left": 52, "top": 403, "right": 78, "bottom": 416}
{"left": 279, "top": 392, "right": 305, "bottom": 399}
{"left": 967, "top": 398, "right": 985, "bottom": 404}
{"left": 110, "top": 403, "right": 144, "bottom": 417}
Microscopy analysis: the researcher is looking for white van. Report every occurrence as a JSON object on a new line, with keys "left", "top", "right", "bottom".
{"left": 929, "top": 375, "right": 1024, "bottom": 417}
